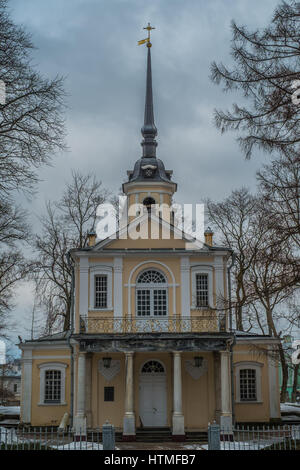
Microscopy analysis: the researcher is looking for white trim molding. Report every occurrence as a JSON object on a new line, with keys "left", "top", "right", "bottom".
{"left": 89, "top": 265, "right": 113, "bottom": 311}
{"left": 38, "top": 362, "right": 68, "bottom": 406}
{"left": 191, "top": 265, "right": 213, "bottom": 309}
{"left": 234, "top": 361, "right": 263, "bottom": 404}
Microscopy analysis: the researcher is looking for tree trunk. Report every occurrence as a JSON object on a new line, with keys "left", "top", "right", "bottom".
{"left": 278, "top": 343, "right": 289, "bottom": 402}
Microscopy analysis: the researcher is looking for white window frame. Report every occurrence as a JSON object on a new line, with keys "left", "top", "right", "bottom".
{"left": 89, "top": 265, "right": 112, "bottom": 311}
{"left": 38, "top": 363, "right": 67, "bottom": 406}
{"left": 234, "top": 361, "right": 263, "bottom": 404}
{"left": 135, "top": 269, "right": 168, "bottom": 317}
{"left": 191, "top": 265, "right": 213, "bottom": 309}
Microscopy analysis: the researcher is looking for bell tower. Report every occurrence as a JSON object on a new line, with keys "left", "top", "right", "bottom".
{"left": 123, "top": 24, "right": 177, "bottom": 222}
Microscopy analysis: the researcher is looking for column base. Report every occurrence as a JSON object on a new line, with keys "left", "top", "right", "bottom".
{"left": 123, "top": 413, "right": 136, "bottom": 440}
{"left": 172, "top": 435, "right": 186, "bottom": 442}
{"left": 220, "top": 414, "right": 233, "bottom": 439}
{"left": 73, "top": 414, "right": 87, "bottom": 437}
{"left": 172, "top": 413, "right": 185, "bottom": 438}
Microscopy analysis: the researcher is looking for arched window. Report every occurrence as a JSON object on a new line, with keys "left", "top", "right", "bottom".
{"left": 141, "top": 360, "right": 165, "bottom": 374}
{"left": 136, "top": 269, "right": 168, "bottom": 317}
{"left": 143, "top": 197, "right": 156, "bottom": 213}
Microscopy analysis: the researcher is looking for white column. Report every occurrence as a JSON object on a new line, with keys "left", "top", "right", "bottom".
{"left": 85, "top": 353, "right": 92, "bottom": 428}
{"left": 180, "top": 256, "right": 190, "bottom": 317}
{"left": 79, "top": 257, "right": 89, "bottom": 320}
{"left": 172, "top": 351, "right": 185, "bottom": 438}
{"left": 74, "top": 352, "right": 87, "bottom": 435}
{"left": 21, "top": 349, "right": 32, "bottom": 424}
{"left": 220, "top": 350, "right": 232, "bottom": 431}
{"left": 114, "top": 257, "right": 123, "bottom": 319}
{"left": 123, "top": 352, "right": 135, "bottom": 439}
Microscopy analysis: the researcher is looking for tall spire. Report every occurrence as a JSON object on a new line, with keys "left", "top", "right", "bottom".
{"left": 139, "top": 23, "right": 157, "bottom": 158}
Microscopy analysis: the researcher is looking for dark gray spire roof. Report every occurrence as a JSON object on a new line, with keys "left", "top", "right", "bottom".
{"left": 141, "top": 45, "right": 157, "bottom": 158}
{"left": 123, "top": 42, "right": 176, "bottom": 189}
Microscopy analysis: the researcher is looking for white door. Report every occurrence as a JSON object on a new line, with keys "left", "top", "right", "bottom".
{"left": 139, "top": 371, "right": 167, "bottom": 427}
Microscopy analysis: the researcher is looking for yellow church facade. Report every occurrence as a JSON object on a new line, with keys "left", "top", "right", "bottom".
{"left": 19, "top": 37, "right": 281, "bottom": 441}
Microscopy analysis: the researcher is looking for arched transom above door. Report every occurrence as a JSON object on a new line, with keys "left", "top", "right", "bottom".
{"left": 141, "top": 360, "right": 165, "bottom": 374}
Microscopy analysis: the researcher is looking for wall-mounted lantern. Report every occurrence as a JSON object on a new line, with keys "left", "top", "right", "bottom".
{"left": 103, "top": 357, "right": 112, "bottom": 369}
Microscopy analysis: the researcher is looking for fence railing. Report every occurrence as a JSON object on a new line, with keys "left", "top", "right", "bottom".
{"left": 0, "top": 425, "right": 115, "bottom": 450}
{"left": 80, "top": 314, "right": 226, "bottom": 334}
{"left": 208, "top": 423, "right": 300, "bottom": 450}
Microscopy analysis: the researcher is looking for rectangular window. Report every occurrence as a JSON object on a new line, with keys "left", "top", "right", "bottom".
{"left": 44, "top": 370, "right": 61, "bottom": 403}
{"left": 240, "top": 369, "right": 257, "bottom": 401}
{"left": 95, "top": 275, "right": 107, "bottom": 308}
{"left": 196, "top": 274, "right": 209, "bottom": 307}
{"left": 104, "top": 386, "right": 114, "bottom": 402}
{"left": 14, "top": 383, "right": 18, "bottom": 393}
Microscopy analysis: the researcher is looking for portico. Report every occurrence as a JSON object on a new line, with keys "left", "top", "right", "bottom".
{"left": 71, "top": 332, "right": 234, "bottom": 440}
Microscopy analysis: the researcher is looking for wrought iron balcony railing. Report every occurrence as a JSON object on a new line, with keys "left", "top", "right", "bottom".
{"left": 80, "top": 315, "right": 227, "bottom": 334}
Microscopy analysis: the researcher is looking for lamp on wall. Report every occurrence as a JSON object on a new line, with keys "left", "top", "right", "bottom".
{"left": 194, "top": 356, "right": 203, "bottom": 368}
{"left": 103, "top": 357, "right": 112, "bottom": 369}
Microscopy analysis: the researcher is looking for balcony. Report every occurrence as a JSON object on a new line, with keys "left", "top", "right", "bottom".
{"left": 80, "top": 314, "right": 227, "bottom": 334}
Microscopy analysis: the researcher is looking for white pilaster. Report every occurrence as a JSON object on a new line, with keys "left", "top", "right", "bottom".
{"left": 114, "top": 257, "right": 123, "bottom": 318}
{"left": 268, "top": 348, "right": 281, "bottom": 420}
{"left": 180, "top": 256, "right": 190, "bottom": 317}
{"left": 21, "top": 349, "right": 32, "bottom": 424}
{"left": 220, "top": 350, "right": 232, "bottom": 431}
{"left": 79, "top": 257, "right": 89, "bottom": 317}
{"left": 74, "top": 352, "right": 87, "bottom": 435}
{"left": 214, "top": 256, "right": 225, "bottom": 309}
{"left": 123, "top": 352, "right": 135, "bottom": 438}
{"left": 172, "top": 351, "right": 185, "bottom": 438}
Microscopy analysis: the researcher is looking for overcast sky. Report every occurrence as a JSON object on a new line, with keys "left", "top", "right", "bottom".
{"left": 6, "top": 0, "right": 278, "bottom": 355}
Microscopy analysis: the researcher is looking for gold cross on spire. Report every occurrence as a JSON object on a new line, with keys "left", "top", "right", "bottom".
{"left": 138, "top": 22, "right": 155, "bottom": 47}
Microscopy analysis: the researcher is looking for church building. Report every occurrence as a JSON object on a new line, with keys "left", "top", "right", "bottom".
{"left": 19, "top": 28, "right": 281, "bottom": 441}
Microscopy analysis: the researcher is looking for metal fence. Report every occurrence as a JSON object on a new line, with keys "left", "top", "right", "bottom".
{"left": 208, "top": 423, "right": 300, "bottom": 450}
{"left": 0, "top": 425, "right": 115, "bottom": 450}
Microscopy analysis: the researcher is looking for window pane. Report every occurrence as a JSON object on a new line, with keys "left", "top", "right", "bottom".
{"left": 240, "top": 369, "right": 257, "bottom": 401}
{"left": 137, "top": 289, "right": 151, "bottom": 316}
{"left": 44, "top": 370, "right": 61, "bottom": 403}
{"left": 95, "top": 275, "right": 107, "bottom": 308}
{"left": 196, "top": 274, "right": 208, "bottom": 307}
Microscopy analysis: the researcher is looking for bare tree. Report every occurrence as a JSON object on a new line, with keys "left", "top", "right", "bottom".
{"left": 211, "top": 1, "right": 300, "bottom": 160}
{"left": 0, "top": 0, "right": 66, "bottom": 197}
{"left": 33, "top": 171, "right": 110, "bottom": 332}
{"left": 257, "top": 153, "right": 300, "bottom": 256}
{"left": 206, "top": 188, "right": 259, "bottom": 330}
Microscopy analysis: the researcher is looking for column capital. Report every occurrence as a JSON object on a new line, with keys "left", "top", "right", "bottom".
{"left": 125, "top": 351, "right": 135, "bottom": 357}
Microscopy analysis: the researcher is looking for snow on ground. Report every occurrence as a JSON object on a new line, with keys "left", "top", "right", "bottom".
{"left": 0, "top": 406, "right": 20, "bottom": 415}
{"left": 281, "top": 403, "right": 300, "bottom": 413}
